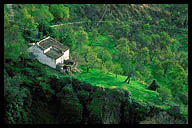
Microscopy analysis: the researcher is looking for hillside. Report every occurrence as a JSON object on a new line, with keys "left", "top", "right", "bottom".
{"left": 4, "top": 60, "right": 187, "bottom": 124}
{"left": 4, "top": 4, "right": 188, "bottom": 124}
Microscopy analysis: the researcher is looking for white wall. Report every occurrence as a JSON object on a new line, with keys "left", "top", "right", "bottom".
{"left": 64, "top": 49, "right": 69, "bottom": 60}
{"left": 28, "top": 45, "right": 57, "bottom": 68}
{"left": 56, "top": 49, "right": 69, "bottom": 65}
{"left": 56, "top": 54, "right": 64, "bottom": 65}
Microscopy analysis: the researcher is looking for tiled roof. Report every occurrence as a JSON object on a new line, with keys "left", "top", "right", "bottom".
{"left": 37, "top": 36, "right": 69, "bottom": 59}
{"left": 45, "top": 48, "right": 63, "bottom": 59}
{"left": 38, "top": 36, "right": 69, "bottom": 52}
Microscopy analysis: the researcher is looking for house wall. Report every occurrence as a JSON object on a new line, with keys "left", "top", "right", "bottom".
{"left": 64, "top": 49, "right": 69, "bottom": 60}
{"left": 28, "top": 45, "right": 57, "bottom": 68}
{"left": 56, "top": 54, "right": 64, "bottom": 65}
{"left": 55, "top": 49, "right": 70, "bottom": 65}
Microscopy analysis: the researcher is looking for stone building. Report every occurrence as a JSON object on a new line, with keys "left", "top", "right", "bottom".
{"left": 28, "top": 36, "right": 69, "bottom": 69}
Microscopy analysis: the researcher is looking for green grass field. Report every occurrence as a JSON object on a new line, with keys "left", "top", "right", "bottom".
{"left": 74, "top": 67, "right": 179, "bottom": 111}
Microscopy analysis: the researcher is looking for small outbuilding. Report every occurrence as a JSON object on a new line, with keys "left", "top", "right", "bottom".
{"left": 28, "top": 36, "right": 69, "bottom": 69}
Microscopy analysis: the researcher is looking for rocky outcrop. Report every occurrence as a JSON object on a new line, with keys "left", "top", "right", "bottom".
{"left": 56, "top": 84, "right": 83, "bottom": 124}
{"left": 139, "top": 111, "right": 186, "bottom": 124}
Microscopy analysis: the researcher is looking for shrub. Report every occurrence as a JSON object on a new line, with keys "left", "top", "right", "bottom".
{"left": 157, "top": 86, "right": 172, "bottom": 102}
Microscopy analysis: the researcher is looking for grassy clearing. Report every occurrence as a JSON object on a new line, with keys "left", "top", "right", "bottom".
{"left": 75, "top": 67, "right": 175, "bottom": 110}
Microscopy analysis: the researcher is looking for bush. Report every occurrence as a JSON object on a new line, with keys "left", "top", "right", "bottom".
{"left": 157, "top": 86, "right": 172, "bottom": 102}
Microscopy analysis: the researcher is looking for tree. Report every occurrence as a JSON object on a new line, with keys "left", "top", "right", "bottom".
{"left": 116, "top": 38, "right": 129, "bottom": 49}
{"left": 112, "top": 64, "right": 123, "bottom": 78}
{"left": 137, "top": 32, "right": 152, "bottom": 48}
{"left": 149, "top": 34, "right": 160, "bottom": 61}
{"left": 89, "top": 28, "right": 99, "bottom": 46}
{"left": 34, "top": 7, "right": 54, "bottom": 23}
{"left": 146, "top": 15, "right": 152, "bottom": 23}
{"left": 37, "top": 20, "right": 59, "bottom": 39}
{"left": 81, "top": 46, "right": 101, "bottom": 73}
{"left": 75, "top": 29, "right": 89, "bottom": 51}
{"left": 122, "top": 23, "right": 130, "bottom": 37}
{"left": 115, "top": 38, "right": 137, "bottom": 84}
{"left": 128, "top": 41, "right": 137, "bottom": 52}
{"left": 136, "top": 47, "right": 150, "bottom": 65}
{"left": 49, "top": 4, "right": 69, "bottom": 22}
{"left": 4, "top": 25, "right": 28, "bottom": 62}
{"left": 165, "top": 4, "right": 188, "bottom": 28}
{"left": 95, "top": 47, "right": 113, "bottom": 76}
{"left": 15, "top": 7, "right": 38, "bottom": 42}
{"left": 99, "top": 20, "right": 113, "bottom": 34}
{"left": 101, "top": 36, "right": 111, "bottom": 49}
{"left": 161, "top": 60, "right": 173, "bottom": 76}
{"left": 115, "top": 38, "right": 130, "bottom": 61}
{"left": 176, "top": 51, "right": 188, "bottom": 71}
{"left": 96, "top": 47, "right": 112, "bottom": 65}
{"left": 157, "top": 86, "right": 172, "bottom": 102}
{"left": 24, "top": 4, "right": 37, "bottom": 16}
{"left": 17, "top": 8, "right": 38, "bottom": 32}
{"left": 160, "top": 32, "right": 171, "bottom": 51}
{"left": 168, "top": 63, "right": 187, "bottom": 98}
{"left": 157, "top": 50, "right": 175, "bottom": 76}
{"left": 143, "top": 23, "right": 151, "bottom": 33}
{"left": 58, "top": 25, "right": 76, "bottom": 50}
{"left": 86, "top": 50, "right": 101, "bottom": 73}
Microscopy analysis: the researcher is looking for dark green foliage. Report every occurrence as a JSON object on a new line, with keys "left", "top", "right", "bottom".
{"left": 77, "top": 90, "right": 90, "bottom": 103}
{"left": 58, "top": 25, "right": 76, "bottom": 50}
{"left": 4, "top": 24, "right": 29, "bottom": 62}
{"left": 34, "top": 6, "right": 54, "bottom": 23}
{"left": 4, "top": 71, "right": 32, "bottom": 124}
{"left": 37, "top": 20, "right": 59, "bottom": 38}
{"left": 30, "top": 100, "right": 56, "bottom": 124}
{"left": 56, "top": 84, "right": 83, "bottom": 124}
{"left": 49, "top": 4, "right": 69, "bottom": 22}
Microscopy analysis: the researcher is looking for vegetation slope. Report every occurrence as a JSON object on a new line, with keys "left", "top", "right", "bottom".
{"left": 4, "top": 4, "right": 188, "bottom": 124}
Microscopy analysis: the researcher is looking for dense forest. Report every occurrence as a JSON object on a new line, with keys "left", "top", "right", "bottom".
{"left": 4, "top": 4, "right": 188, "bottom": 124}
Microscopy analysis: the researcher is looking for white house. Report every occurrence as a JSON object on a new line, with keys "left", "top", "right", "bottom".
{"left": 28, "top": 36, "right": 69, "bottom": 69}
